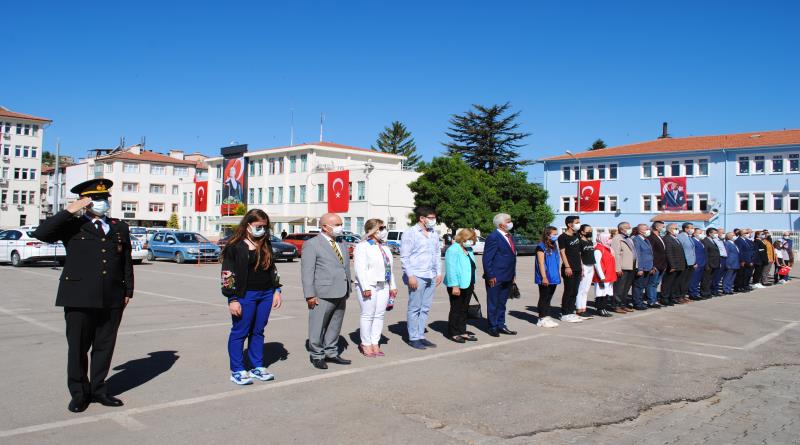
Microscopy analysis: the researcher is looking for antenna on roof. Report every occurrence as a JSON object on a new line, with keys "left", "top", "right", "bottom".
{"left": 320, "top": 112, "right": 325, "bottom": 142}
{"left": 290, "top": 109, "right": 295, "bottom": 146}
{"left": 140, "top": 136, "right": 146, "bottom": 149}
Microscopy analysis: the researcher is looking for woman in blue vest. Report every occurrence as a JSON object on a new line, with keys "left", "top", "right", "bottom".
{"left": 535, "top": 226, "right": 561, "bottom": 328}
{"left": 444, "top": 228, "right": 479, "bottom": 343}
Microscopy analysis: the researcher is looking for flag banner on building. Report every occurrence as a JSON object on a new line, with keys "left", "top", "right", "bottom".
{"left": 195, "top": 180, "right": 208, "bottom": 212}
{"left": 222, "top": 157, "right": 246, "bottom": 215}
{"left": 578, "top": 180, "right": 601, "bottom": 212}
{"left": 327, "top": 170, "right": 349, "bottom": 213}
{"left": 660, "top": 177, "right": 688, "bottom": 211}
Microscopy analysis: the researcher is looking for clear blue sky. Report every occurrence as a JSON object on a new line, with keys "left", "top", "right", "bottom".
{"left": 3, "top": 0, "right": 799, "bottom": 181}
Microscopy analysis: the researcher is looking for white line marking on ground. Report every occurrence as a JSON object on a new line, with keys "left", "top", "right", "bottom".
{"left": 591, "top": 309, "right": 660, "bottom": 324}
{"left": 575, "top": 327, "right": 745, "bottom": 350}
{"left": 742, "top": 322, "right": 800, "bottom": 350}
{"left": 774, "top": 302, "right": 800, "bottom": 305}
{"left": 554, "top": 334, "right": 730, "bottom": 360}
{"left": 0, "top": 333, "right": 550, "bottom": 438}
{"left": 0, "top": 305, "right": 61, "bottom": 333}
{"left": 773, "top": 319, "right": 800, "bottom": 323}
{"left": 120, "top": 316, "right": 294, "bottom": 336}
{"left": 109, "top": 414, "right": 147, "bottom": 431}
{"left": 133, "top": 290, "right": 227, "bottom": 308}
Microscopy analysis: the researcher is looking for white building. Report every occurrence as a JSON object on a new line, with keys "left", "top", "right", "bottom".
{"left": 179, "top": 141, "right": 421, "bottom": 238}
{"left": 40, "top": 163, "right": 71, "bottom": 218}
{"left": 0, "top": 106, "right": 51, "bottom": 228}
{"left": 65, "top": 145, "right": 207, "bottom": 227}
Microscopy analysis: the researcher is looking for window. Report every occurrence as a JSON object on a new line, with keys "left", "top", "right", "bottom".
{"left": 172, "top": 185, "right": 179, "bottom": 195}
{"left": 670, "top": 161, "right": 680, "bottom": 177}
{"left": 585, "top": 167, "right": 594, "bottom": 180}
{"left": 697, "top": 193, "right": 708, "bottom": 212}
{"left": 356, "top": 217, "right": 364, "bottom": 233}
{"left": 149, "top": 184, "right": 165, "bottom": 194}
{"left": 188, "top": 192, "right": 193, "bottom": 207}
{"left": 0, "top": 190, "right": 6, "bottom": 204}
{"left": 684, "top": 160, "right": 694, "bottom": 176}
{"left": 1, "top": 167, "right": 7, "bottom": 179}
{"left": 20, "top": 191, "right": 27, "bottom": 204}
{"left": 33, "top": 125, "right": 39, "bottom": 136}
{"left": 31, "top": 147, "right": 38, "bottom": 158}
{"left": 789, "top": 154, "right": 799, "bottom": 173}
{"left": 289, "top": 186, "right": 296, "bottom": 203}
{"left": 754, "top": 193, "right": 765, "bottom": 212}
{"left": 641, "top": 162, "right": 652, "bottom": 178}
{"left": 121, "top": 202, "right": 137, "bottom": 212}
{"left": 248, "top": 188, "right": 255, "bottom": 203}
{"left": 150, "top": 165, "right": 166, "bottom": 175}
{"left": 642, "top": 195, "right": 652, "bottom": 212}
{"left": 122, "top": 182, "right": 138, "bottom": 192}
{"left": 597, "top": 164, "right": 606, "bottom": 180}
{"left": 299, "top": 185, "right": 306, "bottom": 203}
{"left": 13, "top": 168, "right": 19, "bottom": 179}
{"left": 348, "top": 182, "right": 353, "bottom": 201}
{"left": 656, "top": 161, "right": 665, "bottom": 177}
{"left": 754, "top": 156, "right": 765, "bottom": 174}
{"left": 562, "top": 166, "right": 571, "bottom": 182}
{"left": 256, "top": 188, "right": 262, "bottom": 204}
{"left": 771, "top": 156, "right": 784, "bottom": 173}
{"left": 269, "top": 158, "right": 276, "bottom": 174}
{"left": 124, "top": 163, "right": 139, "bottom": 173}
{"left": 216, "top": 165, "right": 223, "bottom": 179}
{"left": 93, "top": 164, "right": 104, "bottom": 178}
{"left": 698, "top": 158, "right": 709, "bottom": 176}
{"left": 289, "top": 155, "right": 297, "bottom": 173}
{"left": 317, "top": 184, "right": 325, "bottom": 201}
{"left": 268, "top": 187, "right": 275, "bottom": 204}
{"left": 608, "top": 163, "right": 618, "bottom": 180}
{"left": 300, "top": 154, "right": 308, "bottom": 172}
{"left": 14, "top": 146, "right": 20, "bottom": 157}
{"left": 277, "top": 187, "right": 284, "bottom": 203}
{"left": 344, "top": 217, "right": 352, "bottom": 232}
{"left": 215, "top": 190, "right": 222, "bottom": 205}
{"left": 149, "top": 203, "right": 165, "bottom": 213}
{"left": 3, "top": 122, "right": 9, "bottom": 133}
{"left": 22, "top": 146, "right": 30, "bottom": 157}
{"left": 789, "top": 193, "right": 800, "bottom": 212}
{"left": 182, "top": 192, "right": 188, "bottom": 207}
{"left": 257, "top": 159, "right": 263, "bottom": 176}
{"left": 172, "top": 203, "right": 178, "bottom": 213}
{"left": 738, "top": 156, "right": 750, "bottom": 175}
{"left": 737, "top": 193, "right": 749, "bottom": 211}
{"left": 278, "top": 157, "right": 284, "bottom": 174}
{"left": 2, "top": 144, "right": 8, "bottom": 156}
{"left": 249, "top": 161, "right": 255, "bottom": 176}
{"left": 772, "top": 193, "right": 783, "bottom": 211}
{"left": 15, "top": 124, "right": 21, "bottom": 134}
{"left": 175, "top": 166, "right": 188, "bottom": 177}
{"left": 561, "top": 197, "right": 572, "bottom": 212}
{"left": 12, "top": 190, "right": 19, "bottom": 204}
{"left": 23, "top": 124, "right": 30, "bottom": 136}
{"left": 357, "top": 181, "right": 366, "bottom": 200}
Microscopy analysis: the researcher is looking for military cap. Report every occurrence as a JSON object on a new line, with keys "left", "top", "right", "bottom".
{"left": 70, "top": 178, "right": 114, "bottom": 197}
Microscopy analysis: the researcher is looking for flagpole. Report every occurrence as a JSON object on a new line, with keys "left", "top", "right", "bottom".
{"left": 566, "top": 150, "right": 581, "bottom": 216}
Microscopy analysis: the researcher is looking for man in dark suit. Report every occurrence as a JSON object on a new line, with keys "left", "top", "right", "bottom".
{"left": 647, "top": 221, "right": 667, "bottom": 308}
{"left": 32, "top": 179, "right": 134, "bottom": 413}
{"left": 482, "top": 213, "right": 517, "bottom": 336}
{"left": 661, "top": 223, "right": 687, "bottom": 305}
{"left": 701, "top": 228, "right": 722, "bottom": 297}
{"left": 734, "top": 229, "right": 754, "bottom": 292}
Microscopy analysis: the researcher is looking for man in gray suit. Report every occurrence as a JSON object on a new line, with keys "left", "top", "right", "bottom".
{"left": 302, "top": 213, "right": 352, "bottom": 370}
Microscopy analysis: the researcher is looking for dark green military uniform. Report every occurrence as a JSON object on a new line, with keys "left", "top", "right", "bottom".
{"left": 32, "top": 179, "right": 134, "bottom": 408}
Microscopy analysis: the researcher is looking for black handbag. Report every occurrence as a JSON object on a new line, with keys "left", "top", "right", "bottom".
{"left": 509, "top": 282, "right": 521, "bottom": 299}
{"left": 467, "top": 291, "right": 483, "bottom": 319}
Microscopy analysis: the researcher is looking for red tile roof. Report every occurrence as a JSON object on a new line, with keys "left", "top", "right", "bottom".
{"left": 651, "top": 213, "right": 715, "bottom": 222}
{"left": 96, "top": 149, "right": 198, "bottom": 166}
{"left": 543, "top": 129, "right": 800, "bottom": 161}
{"left": 0, "top": 106, "right": 52, "bottom": 123}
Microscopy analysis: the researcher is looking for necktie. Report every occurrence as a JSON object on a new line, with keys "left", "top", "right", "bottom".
{"left": 330, "top": 239, "right": 344, "bottom": 265}
{"left": 505, "top": 233, "right": 516, "bottom": 254}
{"left": 94, "top": 220, "right": 104, "bottom": 234}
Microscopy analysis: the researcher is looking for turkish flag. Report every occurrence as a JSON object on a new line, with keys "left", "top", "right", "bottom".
{"left": 195, "top": 180, "right": 208, "bottom": 212}
{"left": 660, "top": 177, "right": 688, "bottom": 211}
{"left": 578, "top": 180, "right": 601, "bottom": 212}
{"left": 327, "top": 170, "right": 349, "bottom": 213}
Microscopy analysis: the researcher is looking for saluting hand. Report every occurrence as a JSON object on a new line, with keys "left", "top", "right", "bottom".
{"left": 66, "top": 197, "right": 92, "bottom": 214}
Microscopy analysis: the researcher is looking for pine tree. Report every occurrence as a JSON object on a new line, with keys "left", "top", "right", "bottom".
{"left": 590, "top": 139, "right": 607, "bottom": 150}
{"left": 167, "top": 213, "right": 179, "bottom": 229}
{"left": 372, "top": 121, "right": 421, "bottom": 170}
{"left": 444, "top": 103, "right": 531, "bottom": 173}
{"left": 42, "top": 151, "right": 55, "bottom": 166}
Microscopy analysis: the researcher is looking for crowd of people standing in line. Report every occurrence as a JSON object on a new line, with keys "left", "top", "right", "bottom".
{"left": 219, "top": 207, "right": 795, "bottom": 385}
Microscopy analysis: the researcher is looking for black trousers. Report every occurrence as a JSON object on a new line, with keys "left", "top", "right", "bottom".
{"left": 537, "top": 284, "right": 557, "bottom": 319}
{"left": 612, "top": 270, "right": 634, "bottom": 308}
{"left": 447, "top": 285, "right": 473, "bottom": 336}
{"left": 751, "top": 263, "right": 763, "bottom": 284}
{"left": 560, "top": 269, "right": 581, "bottom": 315}
{"left": 678, "top": 267, "right": 694, "bottom": 297}
{"left": 661, "top": 269, "right": 682, "bottom": 303}
{"left": 735, "top": 265, "right": 752, "bottom": 290}
{"left": 64, "top": 307, "right": 123, "bottom": 399}
{"left": 701, "top": 267, "right": 717, "bottom": 296}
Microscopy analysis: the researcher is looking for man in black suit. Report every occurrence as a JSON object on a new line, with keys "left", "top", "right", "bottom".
{"left": 647, "top": 221, "right": 667, "bottom": 308}
{"left": 661, "top": 223, "right": 687, "bottom": 305}
{"left": 33, "top": 179, "right": 134, "bottom": 413}
{"left": 701, "top": 228, "right": 722, "bottom": 297}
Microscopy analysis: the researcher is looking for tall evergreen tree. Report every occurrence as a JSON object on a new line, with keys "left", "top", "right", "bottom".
{"left": 444, "top": 102, "right": 531, "bottom": 173}
{"left": 42, "top": 151, "right": 56, "bottom": 166}
{"left": 589, "top": 139, "right": 607, "bottom": 150}
{"left": 371, "top": 121, "right": 421, "bottom": 170}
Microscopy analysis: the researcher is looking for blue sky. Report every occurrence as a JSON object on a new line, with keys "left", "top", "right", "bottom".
{"left": 3, "top": 0, "right": 799, "bottom": 181}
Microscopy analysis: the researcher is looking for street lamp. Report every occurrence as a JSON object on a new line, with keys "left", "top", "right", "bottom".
{"left": 565, "top": 150, "right": 581, "bottom": 216}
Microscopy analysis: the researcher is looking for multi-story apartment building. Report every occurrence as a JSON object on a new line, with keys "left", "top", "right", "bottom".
{"left": 541, "top": 127, "right": 800, "bottom": 231}
{"left": 65, "top": 145, "right": 207, "bottom": 227}
{"left": 0, "top": 106, "right": 51, "bottom": 228}
{"left": 178, "top": 141, "right": 420, "bottom": 237}
{"left": 40, "top": 162, "right": 71, "bottom": 218}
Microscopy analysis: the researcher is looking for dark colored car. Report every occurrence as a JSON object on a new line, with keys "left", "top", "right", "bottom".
{"left": 216, "top": 235, "right": 298, "bottom": 262}
{"left": 335, "top": 234, "right": 361, "bottom": 258}
{"left": 511, "top": 234, "right": 538, "bottom": 256}
{"left": 282, "top": 233, "right": 318, "bottom": 256}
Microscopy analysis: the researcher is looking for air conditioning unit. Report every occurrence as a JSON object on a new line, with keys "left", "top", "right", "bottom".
{"left": 2, "top": 134, "right": 10, "bottom": 140}
{"left": 0, "top": 178, "right": 7, "bottom": 185}
{"left": 1, "top": 155, "right": 9, "bottom": 162}
{"left": 17, "top": 204, "right": 24, "bottom": 210}
{"left": 123, "top": 212, "right": 136, "bottom": 219}
{"left": 0, "top": 203, "right": 7, "bottom": 209}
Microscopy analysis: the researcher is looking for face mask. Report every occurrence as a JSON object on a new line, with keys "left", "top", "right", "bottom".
{"left": 505, "top": 222, "right": 514, "bottom": 231}
{"left": 671, "top": 229, "right": 680, "bottom": 235}
{"left": 584, "top": 232, "right": 593, "bottom": 240}
{"left": 248, "top": 225, "right": 266, "bottom": 238}
{"left": 711, "top": 234, "right": 719, "bottom": 240}
{"left": 375, "top": 229, "right": 388, "bottom": 241}
{"left": 463, "top": 240, "right": 474, "bottom": 247}
{"left": 425, "top": 219, "right": 436, "bottom": 229}
{"left": 659, "top": 229, "right": 666, "bottom": 236}
{"left": 698, "top": 234, "right": 706, "bottom": 240}
{"left": 625, "top": 229, "right": 633, "bottom": 236}
{"left": 644, "top": 230, "right": 651, "bottom": 237}
{"left": 550, "top": 235, "right": 559, "bottom": 242}
{"left": 330, "top": 225, "right": 344, "bottom": 235}
{"left": 570, "top": 223, "right": 580, "bottom": 231}
{"left": 88, "top": 199, "right": 110, "bottom": 216}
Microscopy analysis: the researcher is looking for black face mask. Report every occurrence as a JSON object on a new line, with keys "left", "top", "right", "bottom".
{"left": 583, "top": 232, "right": 593, "bottom": 239}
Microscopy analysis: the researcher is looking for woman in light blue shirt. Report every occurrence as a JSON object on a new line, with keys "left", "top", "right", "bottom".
{"left": 444, "top": 228, "right": 478, "bottom": 343}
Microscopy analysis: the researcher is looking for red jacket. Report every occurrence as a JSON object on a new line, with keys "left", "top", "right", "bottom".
{"left": 593, "top": 243, "right": 618, "bottom": 283}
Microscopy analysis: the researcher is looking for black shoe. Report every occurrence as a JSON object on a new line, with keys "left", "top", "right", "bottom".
{"left": 498, "top": 328, "right": 517, "bottom": 335}
{"left": 598, "top": 308, "right": 613, "bottom": 317}
{"left": 488, "top": 329, "right": 500, "bottom": 337}
{"left": 68, "top": 397, "right": 89, "bottom": 413}
{"left": 450, "top": 336, "right": 466, "bottom": 343}
{"left": 310, "top": 358, "right": 328, "bottom": 369}
{"left": 648, "top": 303, "right": 662, "bottom": 309}
{"left": 408, "top": 340, "right": 427, "bottom": 350}
{"left": 92, "top": 394, "right": 124, "bottom": 407}
{"left": 633, "top": 305, "right": 648, "bottom": 310}
{"left": 420, "top": 339, "right": 437, "bottom": 348}
{"left": 464, "top": 335, "right": 478, "bottom": 341}
{"left": 325, "top": 356, "right": 352, "bottom": 365}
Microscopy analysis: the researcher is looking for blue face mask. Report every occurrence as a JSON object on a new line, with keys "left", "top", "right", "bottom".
{"left": 550, "top": 235, "right": 559, "bottom": 242}
{"left": 89, "top": 199, "right": 110, "bottom": 216}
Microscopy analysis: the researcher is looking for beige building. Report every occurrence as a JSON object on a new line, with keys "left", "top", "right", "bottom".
{"left": 0, "top": 106, "right": 51, "bottom": 228}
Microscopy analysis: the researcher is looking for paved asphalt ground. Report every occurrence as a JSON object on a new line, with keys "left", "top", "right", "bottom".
{"left": 0, "top": 256, "right": 798, "bottom": 444}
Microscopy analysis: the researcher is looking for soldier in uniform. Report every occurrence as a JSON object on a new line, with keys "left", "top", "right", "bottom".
{"left": 32, "top": 179, "right": 134, "bottom": 413}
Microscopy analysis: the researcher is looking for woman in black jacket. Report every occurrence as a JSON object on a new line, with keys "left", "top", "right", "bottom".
{"left": 752, "top": 232, "right": 768, "bottom": 287}
{"left": 221, "top": 209, "right": 282, "bottom": 385}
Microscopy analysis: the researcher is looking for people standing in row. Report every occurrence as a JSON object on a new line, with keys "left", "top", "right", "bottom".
{"left": 400, "top": 207, "right": 443, "bottom": 349}
{"left": 591, "top": 232, "right": 616, "bottom": 317}
{"left": 701, "top": 228, "right": 722, "bottom": 298}
{"left": 576, "top": 224, "right": 596, "bottom": 318}
{"left": 676, "top": 223, "right": 697, "bottom": 303}
{"left": 444, "top": 228, "right": 479, "bottom": 341}
{"left": 610, "top": 222, "right": 636, "bottom": 313}
{"left": 752, "top": 231, "right": 767, "bottom": 288}
{"left": 221, "top": 209, "right": 283, "bottom": 385}
{"left": 647, "top": 221, "right": 667, "bottom": 307}
{"left": 661, "top": 223, "right": 687, "bottom": 306}
{"left": 710, "top": 227, "right": 728, "bottom": 296}
{"left": 535, "top": 226, "right": 561, "bottom": 327}
{"left": 302, "top": 213, "right": 352, "bottom": 369}
{"left": 483, "top": 213, "right": 519, "bottom": 336}
{"left": 354, "top": 219, "right": 397, "bottom": 356}
{"left": 631, "top": 224, "right": 654, "bottom": 310}
{"left": 722, "top": 232, "right": 740, "bottom": 295}
{"left": 688, "top": 228, "right": 707, "bottom": 300}
{"left": 558, "top": 216, "right": 584, "bottom": 322}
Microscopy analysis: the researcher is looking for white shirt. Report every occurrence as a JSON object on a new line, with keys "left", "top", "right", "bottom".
{"left": 86, "top": 216, "right": 109, "bottom": 234}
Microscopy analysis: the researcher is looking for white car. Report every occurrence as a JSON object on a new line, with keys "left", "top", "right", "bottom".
{"left": 129, "top": 226, "right": 149, "bottom": 244}
{"left": 0, "top": 228, "right": 66, "bottom": 267}
{"left": 131, "top": 238, "right": 147, "bottom": 264}
{"left": 472, "top": 236, "right": 486, "bottom": 255}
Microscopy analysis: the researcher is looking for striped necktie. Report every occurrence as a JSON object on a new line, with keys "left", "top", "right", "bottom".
{"left": 330, "top": 239, "right": 344, "bottom": 264}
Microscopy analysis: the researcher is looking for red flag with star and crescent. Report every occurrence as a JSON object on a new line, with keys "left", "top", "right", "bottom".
{"left": 195, "top": 180, "right": 208, "bottom": 212}
{"left": 327, "top": 170, "right": 349, "bottom": 213}
{"left": 578, "top": 180, "right": 601, "bottom": 212}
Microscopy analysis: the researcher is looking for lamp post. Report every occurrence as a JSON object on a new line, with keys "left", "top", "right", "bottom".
{"left": 566, "top": 150, "right": 581, "bottom": 216}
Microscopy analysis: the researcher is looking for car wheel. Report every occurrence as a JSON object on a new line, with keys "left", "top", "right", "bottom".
{"left": 146, "top": 250, "right": 155, "bottom": 261}
{"left": 133, "top": 259, "right": 143, "bottom": 265}
{"left": 10, "top": 251, "right": 23, "bottom": 267}
{"left": 175, "top": 252, "right": 185, "bottom": 264}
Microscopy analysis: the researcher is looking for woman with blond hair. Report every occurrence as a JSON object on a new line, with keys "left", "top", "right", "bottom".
{"left": 444, "top": 228, "right": 479, "bottom": 342}
{"left": 354, "top": 219, "right": 397, "bottom": 357}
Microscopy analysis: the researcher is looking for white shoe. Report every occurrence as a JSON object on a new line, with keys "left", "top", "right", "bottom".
{"left": 562, "top": 314, "right": 583, "bottom": 323}
{"left": 754, "top": 283, "right": 765, "bottom": 289}
{"left": 249, "top": 367, "right": 275, "bottom": 381}
{"left": 537, "top": 318, "right": 557, "bottom": 328}
{"left": 545, "top": 316, "right": 560, "bottom": 327}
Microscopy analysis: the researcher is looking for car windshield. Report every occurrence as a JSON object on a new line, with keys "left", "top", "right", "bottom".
{"left": 175, "top": 233, "right": 210, "bottom": 243}
{"left": 130, "top": 228, "right": 147, "bottom": 235}
{"left": 270, "top": 235, "right": 281, "bottom": 242}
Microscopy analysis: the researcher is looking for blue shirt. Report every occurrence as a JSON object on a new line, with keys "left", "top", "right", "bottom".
{"left": 677, "top": 232, "right": 696, "bottom": 266}
{"left": 400, "top": 224, "right": 441, "bottom": 279}
{"left": 534, "top": 242, "right": 561, "bottom": 285}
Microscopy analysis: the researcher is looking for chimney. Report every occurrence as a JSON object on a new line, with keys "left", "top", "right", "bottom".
{"left": 659, "top": 122, "right": 670, "bottom": 139}
{"left": 169, "top": 149, "right": 185, "bottom": 160}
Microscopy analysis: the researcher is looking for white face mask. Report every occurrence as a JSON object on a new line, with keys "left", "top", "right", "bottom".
{"left": 463, "top": 240, "right": 474, "bottom": 247}
{"left": 425, "top": 218, "right": 436, "bottom": 229}
{"left": 504, "top": 222, "right": 514, "bottom": 231}
{"left": 643, "top": 230, "right": 652, "bottom": 237}
{"left": 375, "top": 229, "right": 388, "bottom": 241}
{"left": 248, "top": 224, "right": 266, "bottom": 238}
{"left": 697, "top": 234, "right": 706, "bottom": 240}
{"left": 88, "top": 199, "right": 110, "bottom": 216}
{"left": 671, "top": 229, "right": 680, "bottom": 235}
{"left": 711, "top": 234, "right": 719, "bottom": 239}
{"left": 329, "top": 225, "right": 344, "bottom": 235}
{"left": 625, "top": 228, "right": 633, "bottom": 236}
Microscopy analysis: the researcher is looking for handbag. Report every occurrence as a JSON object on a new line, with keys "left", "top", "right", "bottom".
{"left": 509, "top": 282, "right": 521, "bottom": 299}
{"left": 467, "top": 291, "right": 483, "bottom": 319}
{"left": 779, "top": 266, "right": 791, "bottom": 276}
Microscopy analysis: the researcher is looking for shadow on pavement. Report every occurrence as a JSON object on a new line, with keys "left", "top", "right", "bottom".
{"left": 107, "top": 350, "right": 179, "bottom": 396}
{"left": 244, "top": 342, "right": 289, "bottom": 369}
{"left": 347, "top": 329, "right": 391, "bottom": 346}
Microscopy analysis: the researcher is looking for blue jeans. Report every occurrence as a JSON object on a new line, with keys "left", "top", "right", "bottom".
{"left": 487, "top": 280, "right": 512, "bottom": 330}
{"left": 646, "top": 269, "right": 663, "bottom": 304}
{"left": 406, "top": 276, "right": 435, "bottom": 341}
{"left": 712, "top": 264, "right": 726, "bottom": 295}
{"left": 228, "top": 289, "right": 275, "bottom": 372}
{"left": 689, "top": 266, "right": 704, "bottom": 297}
{"left": 722, "top": 268, "right": 737, "bottom": 293}
{"left": 632, "top": 272, "right": 650, "bottom": 307}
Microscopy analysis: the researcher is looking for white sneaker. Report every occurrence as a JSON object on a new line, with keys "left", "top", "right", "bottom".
{"left": 545, "top": 316, "right": 560, "bottom": 327}
{"left": 754, "top": 283, "right": 765, "bottom": 289}
{"left": 249, "top": 367, "right": 275, "bottom": 381}
{"left": 537, "top": 317, "right": 558, "bottom": 328}
{"left": 230, "top": 371, "right": 253, "bottom": 385}
{"left": 562, "top": 314, "right": 583, "bottom": 323}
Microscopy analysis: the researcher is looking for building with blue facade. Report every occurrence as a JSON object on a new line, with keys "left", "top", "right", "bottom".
{"left": 541, "top": 128, "right": 800, "bottom": 231}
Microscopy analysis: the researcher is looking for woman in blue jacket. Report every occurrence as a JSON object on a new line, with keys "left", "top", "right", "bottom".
{"left": 535, "top": 226, "right": 561, "bottom": 328}
{"left": 444, "top": 228, "right": 479, "bottom": 343}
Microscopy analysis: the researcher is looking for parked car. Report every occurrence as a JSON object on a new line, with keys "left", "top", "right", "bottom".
{"left": 386, "top": 229, "right": 404, "bottom": 252}
{"left": 216, "top": 235, "right": 298, "bottom": 262}
{"left": 131, "top": 238, "right": 148, "bottom": 264}
{"left": 282, "top": 233, "right": 318, "bottom": 256}
{"left": 511, "top": 234, "right": 537, "bottom": 256}
{"left": 0, "top": 229, "right": 66, "bottom": 267}
{"left": 129, "top": 226, "right": 148, "bottom": 244}
{"left": 335, "top": 234, "right": 361, "bottom": 258}
{"left": 146, "top": 231, "right": 221, "bottom": 263}
{"left": 472, "top": 236, "right": 486, "bottom": 254}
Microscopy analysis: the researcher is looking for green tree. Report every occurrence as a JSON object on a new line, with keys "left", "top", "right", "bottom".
{"left": 167, "top": 213, "right": 179, "bottom": 229}
{"left": 444, "top": 102, "right": 531, "bottom": 173}
{"left": 489, "top": 169, "right": 554, "bottom": 240}
{"left": 42, "top": 151, "right": 55, "bottom": 166}
{"left": 234, "top": 204, "right": 247, "bottom": 216}
{"left": 371, "top": 121, "right": 421, "bottom": 170}
{"left": 589, "top": 139, "right": 607, "bottom": 150}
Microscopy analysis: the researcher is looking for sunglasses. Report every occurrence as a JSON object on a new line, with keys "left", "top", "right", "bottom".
{"left": 379, "top": 226, "right": 386, "bottom": 231}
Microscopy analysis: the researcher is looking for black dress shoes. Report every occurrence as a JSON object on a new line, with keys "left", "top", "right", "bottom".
{"left": 488, "top": 329, "right": 500, "bottom": 337}
{"left": 311, "top": 358, "right": 328, "bottom": 369}
{"left": 68, "top": 397, "right": 89, "bottom": 413}
{"left": 325, "top": 356, "right": 352, "bottom": 365}
{"left": 498, "top": 328, "right": 517, "bottom": 335}
{"left": 92, "top": 394, "right": 124, "bottom": 407}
